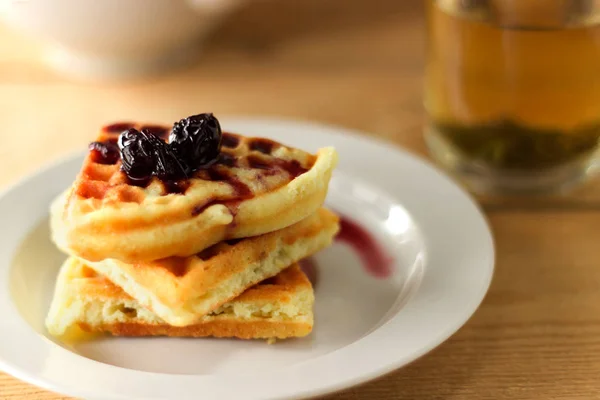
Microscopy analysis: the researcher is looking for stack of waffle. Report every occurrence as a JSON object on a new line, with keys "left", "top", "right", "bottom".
{"left": 46, "top": 119, "right": 339, "bottom": 341}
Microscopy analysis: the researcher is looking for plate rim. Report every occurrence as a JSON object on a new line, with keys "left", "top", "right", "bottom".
{"left": 0, "top": 116, "right": 495, "bottom": 400}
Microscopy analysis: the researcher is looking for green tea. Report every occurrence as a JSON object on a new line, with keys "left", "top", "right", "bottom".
{"left": 425, "top": 0, "right": 600, "bottom": 171}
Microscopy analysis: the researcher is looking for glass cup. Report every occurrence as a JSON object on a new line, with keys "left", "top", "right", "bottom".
{"left": 424, "top": 0, "right": 600, "bottom": 194}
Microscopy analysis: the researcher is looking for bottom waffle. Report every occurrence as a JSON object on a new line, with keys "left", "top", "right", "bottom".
{"left": 46, "top": 257, "right": 314, "bottom": 340}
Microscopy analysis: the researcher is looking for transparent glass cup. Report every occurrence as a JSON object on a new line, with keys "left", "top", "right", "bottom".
{"left": 424, "top": 0, "right": 600, "bottom": 194}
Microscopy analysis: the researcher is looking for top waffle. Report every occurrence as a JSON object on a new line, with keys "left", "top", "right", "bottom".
{"left": 54, "top": 121, "right": 338, "bottom": 262}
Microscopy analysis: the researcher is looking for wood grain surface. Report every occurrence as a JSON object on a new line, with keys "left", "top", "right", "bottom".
{"left": 2, "top": 1, "right": 600, "bottom": 399}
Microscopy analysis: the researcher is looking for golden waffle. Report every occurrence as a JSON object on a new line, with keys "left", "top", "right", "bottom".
{"left": 54, "top": 122, "right": 338, "bottom": 262}
{"left": 46, "top": 258, "right": 314, "bottom": 340}
{"left": 55, "top": 206, "right": 338, "bottom": 326}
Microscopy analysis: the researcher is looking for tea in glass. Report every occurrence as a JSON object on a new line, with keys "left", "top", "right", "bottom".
{"left": 424, "top": 0, "right": 600, "bottom": 193}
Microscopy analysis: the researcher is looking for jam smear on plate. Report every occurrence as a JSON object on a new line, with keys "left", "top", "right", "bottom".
{"left": 336, "top": 215, "right": 394, "bottom": 278}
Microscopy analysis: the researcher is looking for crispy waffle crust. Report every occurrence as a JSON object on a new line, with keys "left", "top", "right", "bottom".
{"left": 53, "top": 123, "right": 338, "bottom": 263}
{"left": 46, "top": 258, "right": 314, "bottom": 340}
{"left": 53, "top": 205, "right": 338, "bottom": 326}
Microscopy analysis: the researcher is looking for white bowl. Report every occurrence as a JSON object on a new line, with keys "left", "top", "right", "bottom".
{"left": 1, "top": 0, "right": 244, "bottom": 80}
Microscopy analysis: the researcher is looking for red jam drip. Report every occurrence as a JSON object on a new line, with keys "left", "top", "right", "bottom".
{"left": 190, "top": 165, "right": 253, "bottom": 216}
{"left": 191, "top": 202, "right": 213, "bottom": 216}
{"left": 336, "top": 215, "right": 394, "bottom": 278}
{"left": 206, "top": 168, "right": 252, "bottom": 198}
{"left": 223, "top": 200, "right": 242, "bottom": 221}
{"left": 191, "top": 198, "right": 244, "bottom": 217}
{"left": 247, "top": 155, "right": 271, "bottom": 170}
{"left": 277, "top": 159, "right": 307, "bottom": 178}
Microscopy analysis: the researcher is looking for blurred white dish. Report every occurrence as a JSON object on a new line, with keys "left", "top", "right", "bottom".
{"left": 0, "top": 117, "right": 494, "bottom": 399}
{"left": 0, "top": 0, "right": 244, "bottom": 80}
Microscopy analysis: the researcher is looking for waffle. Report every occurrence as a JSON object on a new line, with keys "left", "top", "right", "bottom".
{"left": 46, "top": 258, "right": 314, "bottom": 340}
{"left": 54, "top": 122, "right": 338, "bottom": 262}
{"left": 54, "top": 203, "right": 338, "bottom": 326}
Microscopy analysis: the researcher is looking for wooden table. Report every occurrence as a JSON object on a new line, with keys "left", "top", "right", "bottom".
{"left": 2, "top": 1, "right": 600, "bottom": 399}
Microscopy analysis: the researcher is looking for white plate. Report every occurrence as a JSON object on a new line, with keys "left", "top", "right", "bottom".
{"left": 0, "top": 117, "right": 494, "bottom": 400}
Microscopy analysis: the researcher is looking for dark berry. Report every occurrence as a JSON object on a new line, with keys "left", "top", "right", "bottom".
{"left": 117, "top": 114, "right": 223, "bottom": 184}
{"left": 89, "top": 141, "right": 120, "bottom": 165}
{"left": 119, "top": 132, "right": 155, "bottom": 181}
{"left": 142, "top": 129, "right": 187, "bottom": 180}
{"left": 169, "top": 113, "right": 222, "bottom": 170}
{"left": 140, "top": 125, "right": 169, "bottom": 140}
{"left": 118, "top": 128, "right": 140, "bottom": 150}
{"left": 118, "top": 128, "right": 189, "bottom": 182}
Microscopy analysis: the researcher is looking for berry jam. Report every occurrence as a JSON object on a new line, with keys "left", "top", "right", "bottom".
{"left": 217, "top": 153, "right": 237, "bottom": 167}
{"left": 223, "top": 200, "right": 242, "bottom": 221}
{"left": 247, "top": 155, "right": 307, "bottom": 178}
{"left": 221, "top": 133, "right": 240, "bottom": 148}
{"left": 277, "top": 159, "right": 307, "bottom": 178}
{"left": 191, "top": 198, "right": 243, "bottom": 217}
{"left": 89, "top": 141, "right": 120, "bottom": 165}
{"left": 206, "top": 168, "right": 252, "bottom": 198}
{"left": 247, "top": 155, "right": 271, "bottom": 170}
{"left": 297, "top": 216, "right": 393, "bottom": 289}
{"left": 336, "top": 215, "right": 394, "bottom": 278}
{"left": 191, "top": 201, "right": 213, "bottom": 216}
{"left": 190, "top": 164, "right": 253, "bottom": 216}
{"left": 162, "top": 180, "right": 190, "bottom": 195}
{"left": 206, "top": 168, "right": 230, "bottom": 182}
{"left": 124, "top": 176, "right": 151, "bottom": 188}
{"left": 250, "top": 138, "right": 277, "bottom": 154}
